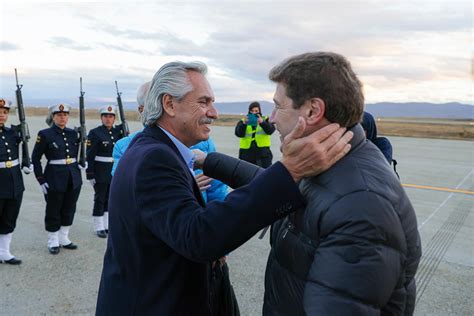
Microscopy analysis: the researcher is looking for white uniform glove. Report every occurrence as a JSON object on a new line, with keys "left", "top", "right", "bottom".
{"left": 78, "top": 161, "right": 88, "bottom": 170}
{"left": 22, "top": 164, "right": 33, "bottom": 174}
{"left": 89, "top": 179, "right": 96, "bottom": 187}
{"left": 41, "top": 183, "right": 49, "bottom": 195}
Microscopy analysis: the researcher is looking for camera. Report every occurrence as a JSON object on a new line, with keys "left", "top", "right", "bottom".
{"left": 247, "top": 113, "right": 258, "bottom": 126}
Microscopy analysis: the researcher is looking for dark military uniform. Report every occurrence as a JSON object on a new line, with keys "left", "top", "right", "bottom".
{"left": 0, "top": 126, "right": 24, "bottom": 235}
{"left": 86, "top": 125, "right": 123, "bottom": 218}
{"left": 32, "top": 124, "right": 83, "bottom": 232}
{"left": 0, "top": 98, "right": 27, "bottom": 264}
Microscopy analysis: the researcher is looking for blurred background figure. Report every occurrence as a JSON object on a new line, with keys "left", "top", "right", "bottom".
{"left": 0, "top": 98, "right": 32, "bottom": 265}
{"left": 234, "top": 101, "right": 275, "bottom": 168}
{"left": 361, "top": 111, "right": 398, "bottom": 177}
{"left": 111, "top": 82, "right": 150, "bottom": 176}
{"left": 32, "top": 104, "right": 83, "bottom": 255}
{"left": 86, "top": 106, "right": 123, "bottom": 238}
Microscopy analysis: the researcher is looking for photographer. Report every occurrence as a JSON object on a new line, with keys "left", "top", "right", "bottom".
{"left": 234, "top": 101, "right": 275, "bottom": 168}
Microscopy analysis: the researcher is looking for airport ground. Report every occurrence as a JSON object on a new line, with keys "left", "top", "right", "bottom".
{"left": 0, "top": 115, "right": 472, "bottom": 315}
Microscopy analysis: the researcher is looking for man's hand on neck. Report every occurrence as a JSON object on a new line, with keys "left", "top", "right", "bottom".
{"left": 281, "top": 117, "right": 353, "bottom": 182}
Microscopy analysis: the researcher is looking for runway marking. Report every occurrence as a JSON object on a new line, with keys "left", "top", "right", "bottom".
{"left": 417, "top": 169, "right": 473, "bottom": 230}
{"left": 402, "top": 184, "right": 474, "bottom": 195}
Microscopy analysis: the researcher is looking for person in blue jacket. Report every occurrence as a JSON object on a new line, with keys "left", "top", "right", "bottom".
{"left": 32, "top": 104, "right": 84, "bottom": 255}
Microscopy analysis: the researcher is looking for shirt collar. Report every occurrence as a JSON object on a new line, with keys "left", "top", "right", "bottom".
{"left": 158, "top": 126, "right": 194, "bottom": 172}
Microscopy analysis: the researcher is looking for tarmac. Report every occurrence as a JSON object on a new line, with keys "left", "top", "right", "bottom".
{"left": 0, "top": 115, "right": 473, "bottom": 315}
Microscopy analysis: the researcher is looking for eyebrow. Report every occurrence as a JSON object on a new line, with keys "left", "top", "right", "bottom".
{"left": 198, "top": 96, "right": 215, "bottom": 102}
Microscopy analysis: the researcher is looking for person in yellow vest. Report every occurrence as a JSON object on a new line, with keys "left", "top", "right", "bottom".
{"left": 235, "top": 101, "right": 275, "bottom": 168}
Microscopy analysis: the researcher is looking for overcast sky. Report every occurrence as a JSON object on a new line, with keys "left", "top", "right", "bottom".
{"left": 0, "top": 0, "right": 472, "bottom": 105}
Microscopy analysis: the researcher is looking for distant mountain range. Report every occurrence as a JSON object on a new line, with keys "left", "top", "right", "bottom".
{"left": 217, "top": 101, "right": 474, "bottom": 119}
{"left": 22, "top": 99, "right": 473, "bottom": 119}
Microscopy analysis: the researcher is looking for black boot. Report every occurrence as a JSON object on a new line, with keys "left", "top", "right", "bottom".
{"left": 96, "top": 230, "right": 107, "bottom": 238}
{"left": 0, "top": 257, "right": 22, "bottom": 265}
{"left": 48, "top": 246, "right": 60, "bottom": 255}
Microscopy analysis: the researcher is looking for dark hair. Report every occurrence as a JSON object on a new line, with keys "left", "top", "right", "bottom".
{"left": 248, "top": 101, "right": 261, "bottom": 113}
{"left": 268, "top": 52, "right": 364, "bottom": 127}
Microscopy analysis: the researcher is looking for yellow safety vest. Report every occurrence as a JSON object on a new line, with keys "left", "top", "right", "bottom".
{"left": 239, "top": 116, "right": 271, "bottom": 149}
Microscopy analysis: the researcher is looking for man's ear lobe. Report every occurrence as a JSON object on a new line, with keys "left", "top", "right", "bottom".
{"left": 162, "top": 94, "right": 175, "bottom": 117}
{"left": 306, "top": 98, "right": 325, "bottom": 125}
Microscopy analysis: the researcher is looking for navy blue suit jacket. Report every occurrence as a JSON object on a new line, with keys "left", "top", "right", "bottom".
{"left": 96, "top": 124, "right": 304, "bottom": 315}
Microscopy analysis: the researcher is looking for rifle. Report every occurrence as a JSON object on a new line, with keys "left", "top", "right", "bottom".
{"left": 14, "top": 69, "right": 31, "bottom": 168}
{"left": 115, "top": 81, "right": 129, "bottom": 136}
{"left": 77, "top": 77, "right": 87, "bottom": 168}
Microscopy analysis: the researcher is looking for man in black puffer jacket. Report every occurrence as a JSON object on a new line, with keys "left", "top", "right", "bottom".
{"left": 202, "top": 52, "right": 421, "bottom": 315}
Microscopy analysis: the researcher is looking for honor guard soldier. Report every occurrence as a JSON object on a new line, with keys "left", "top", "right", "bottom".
{"left": 86, "top": 105, "right": 123, "bottom": 238}
{"left": 0, "top": 99, "right": 32, "bottom": 264}
{"left": 32, "top": 104, "right": 84, "bottom": 254}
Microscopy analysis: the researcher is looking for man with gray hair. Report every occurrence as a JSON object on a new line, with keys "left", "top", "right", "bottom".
{"left": 96, "top": 60, "right": 353, "bottom": 315}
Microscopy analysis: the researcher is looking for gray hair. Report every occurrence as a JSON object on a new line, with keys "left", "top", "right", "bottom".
{"left": 136, "top": 81, "right": 151, "bottom": 106}
{"left": 142, "top": 61, "right": 208, "bottom": 126}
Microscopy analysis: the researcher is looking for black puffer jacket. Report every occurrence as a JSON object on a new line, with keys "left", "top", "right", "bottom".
{"left": 204, "top": 124, "right": 421, "bottom": 316}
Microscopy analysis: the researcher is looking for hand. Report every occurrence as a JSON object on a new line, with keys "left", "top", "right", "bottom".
{"left": 194, "top": 173, "right": 212, "bottom": 192}
{"left": 257, "top": 116, "right": 263, "bottom": 124}
{"left": 78, "top": 162, "right": 88, "bottom": 170}
{"left": 242, "top": 117, "right": 248, "bottom": 124}
{"left": 22, "top": 164, "right": 33, "bottom": 174}
{"left": 89, "top": 179, "right": 96, "bottom": 187}
{"left": 281, "top": 117, "right": 353, "bottom": 182}
{"left": 212, "top": 256, "right": 227, "bottom": 268}
{"left": 40, "top": 183, "right": 49, "bottom": 195}
{"left": 192, "top": 149, "right": 207, "bottom": 170}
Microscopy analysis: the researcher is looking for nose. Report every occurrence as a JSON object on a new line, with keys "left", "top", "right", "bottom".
{"left": 269, "top": 108, "right": 276, "bottom": 123}
{"left": 207, "top": 103, "right": 218, "bottom": 119}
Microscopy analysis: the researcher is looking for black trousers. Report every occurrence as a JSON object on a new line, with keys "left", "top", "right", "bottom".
{"left": 93, "top": 182, "right": 110, "bottom": 217}
{"left": 238, "top": 144, "right": 273, "bottom": 169}
{"left": 0, "top": 193, "right": 23, "bottom": 234}
{"left": 45, "top": 178, "right": 81, "bottom": 232}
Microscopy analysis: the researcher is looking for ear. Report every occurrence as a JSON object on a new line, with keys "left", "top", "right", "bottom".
{"left": 305, "top": 98, "right": 325, "bottom": 126}
{"left": 162, "top": 94, "right": 175, "bottom": 117}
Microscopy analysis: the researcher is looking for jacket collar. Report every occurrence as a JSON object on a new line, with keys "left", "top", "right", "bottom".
{"left": 52, "top": 124, "right": 66, "bottom": 134}
{"left": 347, "top": 123, "right": 366, "bottom": 153}
{"left": 142, "top": 123, "right": 205, "bottom": 206}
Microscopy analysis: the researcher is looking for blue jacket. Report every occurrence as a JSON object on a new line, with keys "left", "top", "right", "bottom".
{"left": 0, "top": 126, "right": 24, "bottom": 199}
{"left": 190, "top": 138, "right": 228, "bottom": 203}
{"left": 96, "top": 124, "right": 304, "bottom": 315}
{"left": 111, "top": 130, "right": 142, "bottom": 176}
{"left": 32, "top": 124, "right": 83, "bottom": 191}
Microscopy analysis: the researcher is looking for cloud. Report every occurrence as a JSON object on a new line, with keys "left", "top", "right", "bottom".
{"left": 48, "top": 36, "right": 92, "bottom": 51}
{"left": 0, "top": 41, "right": 19, "bottom": 51}
{"left": 1, "top": 1, "right": 471, "bottom": 104}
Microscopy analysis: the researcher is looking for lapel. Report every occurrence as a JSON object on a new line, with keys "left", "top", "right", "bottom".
{"left": 143, "top": 125, "right": 206, "bottom": 207}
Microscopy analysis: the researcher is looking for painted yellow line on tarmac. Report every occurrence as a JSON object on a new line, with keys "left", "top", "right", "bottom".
{"left": 402, "top": 183, "right": 474, "bottom": 195}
